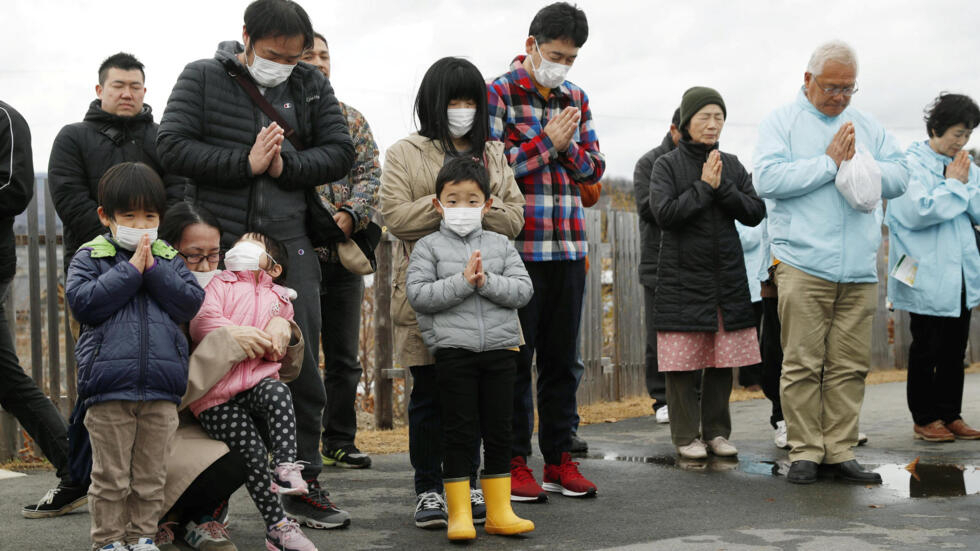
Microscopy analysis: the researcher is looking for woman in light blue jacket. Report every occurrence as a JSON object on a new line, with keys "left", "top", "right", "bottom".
{"left": 885, "top": 92, "right": 980, "bottom": 443}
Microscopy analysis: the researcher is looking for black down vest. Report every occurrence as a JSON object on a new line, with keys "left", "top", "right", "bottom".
{"left": 157, "top": 41, "right": 354, "bottom": 247}
{"left": 648, "top": 139, "right": 766, "bottom": 332}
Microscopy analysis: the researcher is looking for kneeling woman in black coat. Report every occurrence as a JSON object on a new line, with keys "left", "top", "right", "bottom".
{"left": 648, "top": 87, "right": 766, "bottom": 460}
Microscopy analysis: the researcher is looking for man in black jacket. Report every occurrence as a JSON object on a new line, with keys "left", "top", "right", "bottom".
{"left": 0, "top": 100, "right": 88, "bottom": 519}
{"left": 633, "top": 108, "right": 680, "bottom": 423}
{"left": 157, "top": 0, "right": 355, "bottom": 531}
{"left": 48, "top": 52, "right": 185, "bottom": 275}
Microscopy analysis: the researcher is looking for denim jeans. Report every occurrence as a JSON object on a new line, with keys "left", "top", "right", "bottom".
{"left": 0, "top": 279, "right": 72, "bottom": 482}
{"left": 512, "top": 260, "right": 585, "bottom": 465}
{"left": 318, "top": 259, "right": 364, "bottom": 450}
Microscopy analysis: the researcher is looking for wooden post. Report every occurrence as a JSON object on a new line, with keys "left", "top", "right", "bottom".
{"left": 43, "top": 179, "right": 62, "bottom": 406}
{"left": 27, "top": 191, "right": 43, "bottom": 385}
{"left": 373, "top": 234, "right": 394, "bottom": 430}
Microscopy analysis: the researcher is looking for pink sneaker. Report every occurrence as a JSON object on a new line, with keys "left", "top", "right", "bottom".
{"left": 266, "top": 519, "right": 317, "bottom": 551}
{"left": 271, "top": 462, "right": 309, "bottom": 496}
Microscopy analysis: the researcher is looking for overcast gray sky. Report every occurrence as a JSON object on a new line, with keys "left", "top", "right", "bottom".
{"left": 3, "top": 0, "right": 979, "bottom": 180}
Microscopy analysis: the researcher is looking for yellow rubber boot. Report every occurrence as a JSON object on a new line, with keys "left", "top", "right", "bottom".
{"left": 444, "top": 479, "right": 476, "bottom": 540}
{"left": 481, "top": 475, "right": 534, "bottom": 535}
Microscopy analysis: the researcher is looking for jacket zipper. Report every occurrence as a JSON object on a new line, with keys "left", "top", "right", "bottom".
{"left": 244, "top": 277, "right": 261, "bottom": 388}
{"left": 463, "top": 233, "right": 487, "bottom": 351}
{"left": 139, "top": 293, "right": 148, "bottom": 400}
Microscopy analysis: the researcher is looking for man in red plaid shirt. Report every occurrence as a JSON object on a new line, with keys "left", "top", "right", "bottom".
{"left": 488, "top": 1, "right": 605, "bottom": 502}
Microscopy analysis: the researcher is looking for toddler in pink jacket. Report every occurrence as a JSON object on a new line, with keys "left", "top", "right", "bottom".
{"left": 189, "top": 232, "right": 316, "bottom": 547}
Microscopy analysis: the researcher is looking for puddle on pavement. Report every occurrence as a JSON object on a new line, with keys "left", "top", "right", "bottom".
{"left": 588, "top": 452, "right": 980, "bottom": 498}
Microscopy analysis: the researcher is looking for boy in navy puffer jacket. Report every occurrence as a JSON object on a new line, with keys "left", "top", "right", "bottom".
{"left": 66, "top": 162, "right": 204, "bottom": 551}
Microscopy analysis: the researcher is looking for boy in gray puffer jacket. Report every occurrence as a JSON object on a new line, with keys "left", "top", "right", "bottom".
{"left": 406, "top": 157, "right": 534, "bottom": 541}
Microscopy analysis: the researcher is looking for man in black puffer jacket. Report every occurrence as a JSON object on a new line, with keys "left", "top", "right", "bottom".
{"left": 157, "top": 0, "right": 355, "bottom": 531}
{"left": 48, "top": 53, "right": 187, "bottom": 272}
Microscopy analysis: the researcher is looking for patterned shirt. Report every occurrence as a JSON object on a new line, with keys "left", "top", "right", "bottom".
{"left": 315, "top": 101, "right": 381, "bottom": 262}
{"left": 488, "top": 56, "right": 605, "bottom": 262}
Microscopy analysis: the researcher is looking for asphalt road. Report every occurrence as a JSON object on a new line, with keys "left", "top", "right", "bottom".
{"left": 2, "top": 374, "right": 978, "bottom": 550}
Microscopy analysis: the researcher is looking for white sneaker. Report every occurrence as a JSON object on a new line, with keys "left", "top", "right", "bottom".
{"left": 857, "top": 432, "right": 869, "bottom": 446}
{"left": 128, "top": 538, "right": 160, "bottom": 551}
{"left": 677, "top": 439, "right": 707, "bottom": 459}
{"left": 706, "top": 436, "right": 738, "bottom": 456}
{"left": 655, "top": 406, "right": 669, "bottom": 424}
{"left": 774, "top": 420, "right": 789, "bottom": 449}
{"left": 97, "top": 543, "right": 126, "bottom": 551}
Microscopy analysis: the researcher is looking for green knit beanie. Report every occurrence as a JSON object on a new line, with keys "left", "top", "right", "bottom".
{"left": 679, "top": 86, "right": 727, "bottom": 130}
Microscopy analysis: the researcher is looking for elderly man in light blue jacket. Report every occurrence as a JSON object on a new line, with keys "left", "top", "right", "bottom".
{"left": 753, "top": 40, "right": 909, "bottom": 485}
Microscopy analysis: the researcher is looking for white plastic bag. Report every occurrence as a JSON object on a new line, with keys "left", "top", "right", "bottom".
{"left": 835, "top": 145, "right": 881, "bottom": 213}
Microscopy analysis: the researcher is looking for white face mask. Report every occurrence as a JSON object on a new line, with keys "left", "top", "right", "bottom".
{"left": 447, "top": 108, "right": 476, "bottom": 139}
{"left": 114, "top": 224, "right": 157, "bottom": 251}
{"left": 223, "top": 241, "right": 266, "bottom": 272}
{"left": 246, "top": 43, "right": 296, "bottom": 88}
{"left": 192, "top": 269, "right": 221, "bottom": 289}
{"left": 531, "top": 39, "right": 571, "bottom": 89}
{"left": 440, "top": 203, "right": 484, "bottom": 237}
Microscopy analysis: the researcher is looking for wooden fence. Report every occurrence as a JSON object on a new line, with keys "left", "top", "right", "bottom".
{"left": 6, "top": 176, "right": 980, "bottom": 458}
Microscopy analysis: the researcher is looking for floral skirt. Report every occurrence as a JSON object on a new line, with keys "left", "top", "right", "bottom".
{"left": 657, "top": 310, "right": 762, "bottom": 372}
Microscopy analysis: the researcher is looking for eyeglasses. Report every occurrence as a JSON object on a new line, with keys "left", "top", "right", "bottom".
{"left": 812, "top": 75, "right": 859, "bottom": 97}
{"left": 179, "top": 251, "right": 224, "bottom": 265}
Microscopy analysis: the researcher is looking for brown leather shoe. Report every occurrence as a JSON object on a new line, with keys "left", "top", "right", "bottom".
{"left": 946, "top": 419, "right": 980, "bottom": 440}
{"left": 913, "top": 420, "right": 955, "bottom": 442}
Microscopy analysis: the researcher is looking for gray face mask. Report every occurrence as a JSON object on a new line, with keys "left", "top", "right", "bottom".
{"left": 191, "top": 269, "right": 220, "bottom": 289}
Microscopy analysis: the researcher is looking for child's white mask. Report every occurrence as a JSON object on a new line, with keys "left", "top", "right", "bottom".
{"left": 224, "top": 242, "right": 267, "bottom": 272}
{"left": 114, "top": 224, "right": 157, "bottom": 251}
{"left": 440, "top": 203, "right": 483, "bottom": 237}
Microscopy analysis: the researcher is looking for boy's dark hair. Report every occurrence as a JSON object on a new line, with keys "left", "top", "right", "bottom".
{"left": 415, "top": 57, "right": 489, "bottom": 159}
{"left": 98, "top": 52, "right": 145, "bottom": 85}
{"left": 313, "top": 31, "right": 327, "bottom": 46}
{"left": 244, "top": 0, "right": 314, "bottom": 50}
{"left": 671, "top": 107, "right": 681, "bottom": 126}
{"left": 159, "top": 202, "right": 222, "bottom": 246}
{"left": 925, "top": 92, "right": 980, "bottom": 138}
{"left": 98, "top": 162, "right": 168, "bottom": 219}
{"left": 435, "top": 157, "right": 491, "bottom": 200}
{"left": 529, "top": 2, "right": 589, "bottom": 47}
{"left": 241, "top": 231, "right": 289, "bottom": 284}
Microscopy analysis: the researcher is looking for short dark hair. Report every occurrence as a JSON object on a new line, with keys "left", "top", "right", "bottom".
{"left": 240, "top": 231, "right": 289, "bottom": 284}
{"left": 98, "top": 52, "right": 145, "bottom": 86}
{"left": 671, "top": 107, "right": 681, "bottom": 126}
{"left": 159, "top": 202, "right": 222, "bottom": 246}
{"left": 98, "top": 162, "right": 168, "bottom": 220}
{"left": 244, "top": 0, "right": 314, "bottom": 50}
{"left": 529, "top": 2, "right": 589, "bottom": 47}
{"left": 415, "top": 57, "right": 489, "bottom": 159}
{"left": 313, "top": 31, "right": 327, "bottom": 47}
{"left": 925, "top": 93, "right": 980, "bottom": 139}
{"left": 435, "top": 157, "right": 491, "bottom": 200}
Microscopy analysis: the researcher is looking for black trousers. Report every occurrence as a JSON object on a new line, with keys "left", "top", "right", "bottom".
{"left": 760, "top": 297, "right": 784, "bottom": 428}
{"left": 318, "top": 259, "right": 364, "bottom": 450}
{"left": 907, "top": 301, "right": 971, "bottom": 427}
{"left": 513, "top": 259, "right": 585, "bottom": 465}
{"left": 643, "top": 285, "right": 667, "bottom": 409}
{"left": 437, "top": 348, "right": 516, "bottom": 479}
{"left": 0, "top": 280, "right": 71, "bottom": 482}
{"left": 165, "top": 449, "right": 247, "bottom": 523}
{"left": 737, "top": 302, "right": 764, "bottom": 387}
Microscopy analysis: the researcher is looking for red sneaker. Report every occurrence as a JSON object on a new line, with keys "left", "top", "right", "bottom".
{"left": 510, "top": 456, "right": 547, "bottom": 502}
{"left": 543, "top": 452, "right": 597, "bottom": 497}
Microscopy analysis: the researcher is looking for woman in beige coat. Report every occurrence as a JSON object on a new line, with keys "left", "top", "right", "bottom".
{"left": 153, "top": 203, "right": 318, "bottom": 550}
{"left": 381, "top": 57, "right": 525, "bottom": 530}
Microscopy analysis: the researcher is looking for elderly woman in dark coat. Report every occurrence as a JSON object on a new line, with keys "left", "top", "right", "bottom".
{"left": 649, "top": 86, "right": 766, "bottom": 460}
